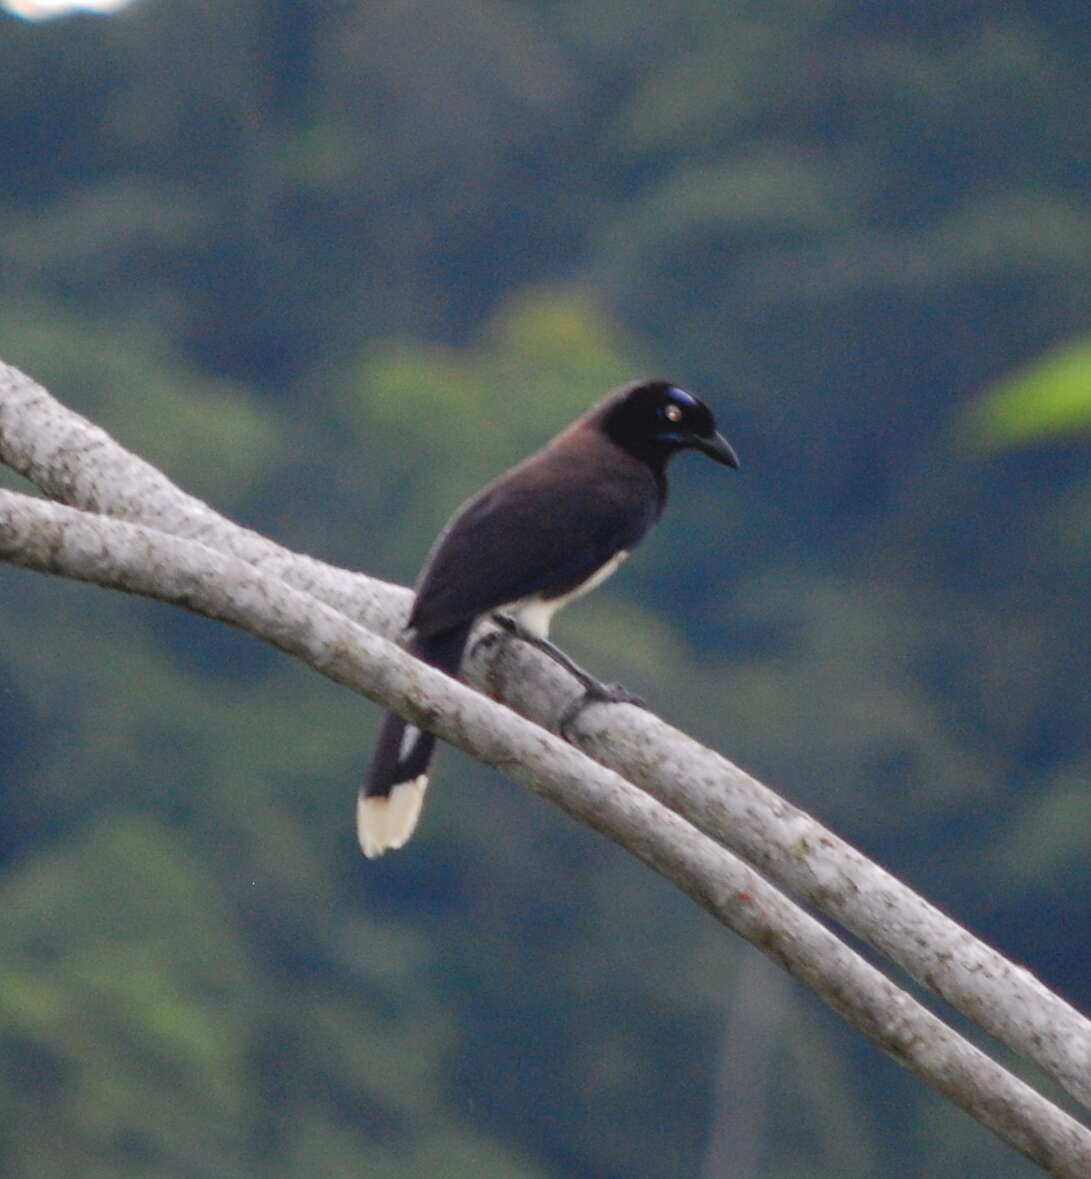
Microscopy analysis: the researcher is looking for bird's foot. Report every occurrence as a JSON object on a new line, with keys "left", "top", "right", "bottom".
{"left": 578, "top": 678, "right": 646, "bottom": 709}
{"left": 469, "top": 613, "right": 553, "bottom": 673}
{"left": 559, "top": 676, "right": 647, "bottom": 739}
{"left": 484, "top": 613, "right": 647, "bottom": 734}
{"left": 468, "top": 626, "right": 505, "bottom": 660}
{"left": 491, "top": 612, "right": 521, "bottom": 637}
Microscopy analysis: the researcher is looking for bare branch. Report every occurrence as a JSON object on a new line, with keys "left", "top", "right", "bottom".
{"left": 0, "top": 360, "right": 403, "bottom": 626}
{"left": 562, "top": 701, "right": 1091, "bottom": 1113}
{"left": 6, "top": 360, "right": 1086, "bottom": 1115}
{"left": 3, "top": 358, "right": 1091, "bottom": 1175}
{"left": 1, "top": 486, "right": 1090, "bottom": 1177}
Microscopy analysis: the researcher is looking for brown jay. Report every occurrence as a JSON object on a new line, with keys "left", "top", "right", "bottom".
{"left": 359, "top": 379, "right": 738, "bottom": 857}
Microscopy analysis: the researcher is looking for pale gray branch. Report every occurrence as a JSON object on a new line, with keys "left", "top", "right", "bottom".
{"left": 3, "top": 359, "right": 1091, "bottom": 1175}
{"left": 3, "top": 360, "right": 1088, "bottom": 1113}
{"left": 1, "top": 486, "right": 1089, "bottom": 1177}
{"left": 0, "top": 359, "right": 404, "bottom": 627}
{"left": 563, "top": 703, "right": 1091, "bottom": 1113}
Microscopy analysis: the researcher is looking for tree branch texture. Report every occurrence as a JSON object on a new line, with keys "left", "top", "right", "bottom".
{"left": 2, "top": 360, "right": 1089, "bottom": 1176}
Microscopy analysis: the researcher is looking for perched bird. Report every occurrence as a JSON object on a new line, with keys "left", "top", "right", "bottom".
{"left": 358, "top": 379, "right": 738, "bottom": 857}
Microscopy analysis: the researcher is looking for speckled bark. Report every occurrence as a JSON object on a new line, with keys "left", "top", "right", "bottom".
{"left": 3, "top": 359, "right": 1091, "bottom": 1175}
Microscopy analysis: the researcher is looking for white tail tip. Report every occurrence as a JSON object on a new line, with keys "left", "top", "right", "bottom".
{"left": 357, "top": 776, "right": 428, "bottom": 859}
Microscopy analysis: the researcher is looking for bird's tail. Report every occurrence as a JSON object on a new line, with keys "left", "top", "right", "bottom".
{"left": 357, "top": 624, "right": 472, "bottom": 858}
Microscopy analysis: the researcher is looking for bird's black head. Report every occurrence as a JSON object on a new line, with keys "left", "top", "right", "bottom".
{"left": 597, "top": 380, "right": 739, "bottom": 472}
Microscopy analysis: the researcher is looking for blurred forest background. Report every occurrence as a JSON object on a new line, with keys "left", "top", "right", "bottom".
{"left": 1, "top": 2, "right": 1090, "bottom": 1176}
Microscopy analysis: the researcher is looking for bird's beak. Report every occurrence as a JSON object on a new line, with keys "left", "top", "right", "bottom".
{"left": 691, "top": 430, "right": 739, "bottom": 469}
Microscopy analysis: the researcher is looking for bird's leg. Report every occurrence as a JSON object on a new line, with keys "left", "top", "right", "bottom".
{"left": 488, "top": 613, "right": 595, "bottom": 685}
{"left": 485, "top": 614, "right": 647, "bottom": 734}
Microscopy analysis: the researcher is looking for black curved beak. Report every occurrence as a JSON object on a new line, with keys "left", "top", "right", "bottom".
{"left": 690, "top": 430, "right": 739, "bottom": 469}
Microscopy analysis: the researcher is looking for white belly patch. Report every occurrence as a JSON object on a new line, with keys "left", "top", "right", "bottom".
{"left": 505, "top": 550, "right": 627, "bottom": 640}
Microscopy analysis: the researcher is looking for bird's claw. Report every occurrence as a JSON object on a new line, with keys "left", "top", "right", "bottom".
{"left": 559, "top": 678, "right": 647, "bottom": 739}
{"left": 581, "top": 680, "right": 646, "bottom": 709}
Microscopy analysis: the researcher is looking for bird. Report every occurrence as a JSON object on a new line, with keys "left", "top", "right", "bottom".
{"left": 358, "top": 378, "right": 739, "bottom": 858}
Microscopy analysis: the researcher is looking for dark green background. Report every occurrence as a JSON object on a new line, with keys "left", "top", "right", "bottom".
{"left": 1, "top": 2, "right": 1089, "bottom": 1176}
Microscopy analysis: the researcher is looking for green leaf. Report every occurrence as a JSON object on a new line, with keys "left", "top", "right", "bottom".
{"left": 965, "top": 338, "right": 1091, "bottom": 450}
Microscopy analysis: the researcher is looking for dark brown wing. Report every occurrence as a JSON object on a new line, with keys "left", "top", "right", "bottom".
{"left": 408, "top": 440, "right": 661, "bottom": 639}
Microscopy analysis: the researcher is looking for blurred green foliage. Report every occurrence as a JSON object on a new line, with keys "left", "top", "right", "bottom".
{"left": 967, "top": 337, "right": 1091, "bottom": 449}
{"left": 1, "top": 2, "right": 1089, "bottom": 1177}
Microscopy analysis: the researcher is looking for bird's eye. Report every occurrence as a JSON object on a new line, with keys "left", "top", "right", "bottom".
{"left": 664, "top": 404, "right": 683, "bottom": 423}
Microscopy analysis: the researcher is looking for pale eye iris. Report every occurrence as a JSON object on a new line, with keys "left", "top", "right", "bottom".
{"left": 664, "top": 404, "right": 683, "bottom": 423}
